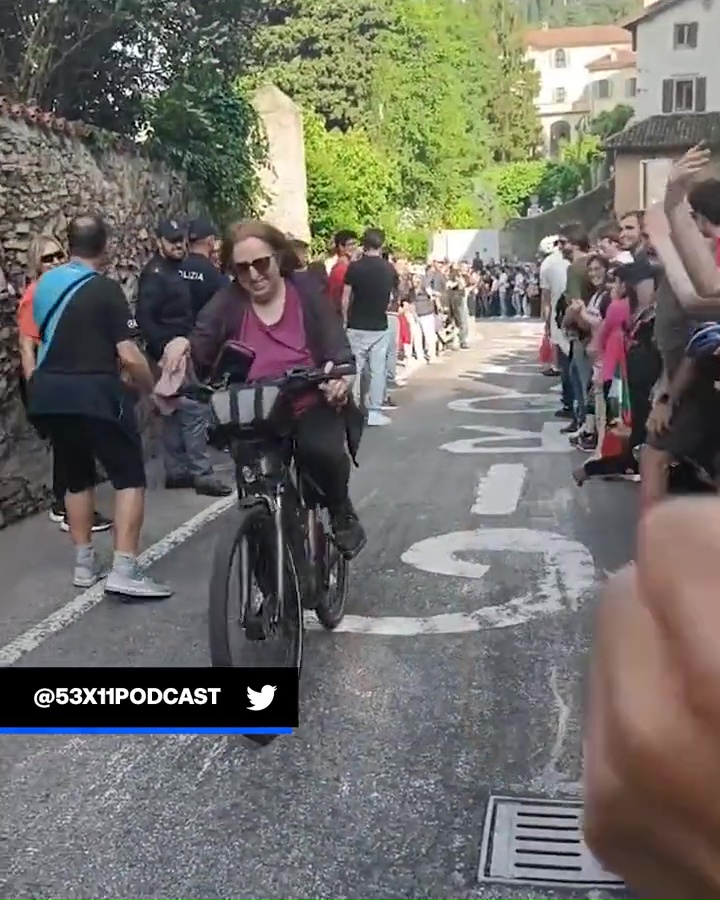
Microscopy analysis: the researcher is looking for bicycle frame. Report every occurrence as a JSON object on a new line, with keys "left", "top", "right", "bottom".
{"left": 229, "top": 434, "right": 319, "bottom": 619}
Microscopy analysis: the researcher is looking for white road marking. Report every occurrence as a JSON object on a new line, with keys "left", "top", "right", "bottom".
{"left": 441, "top": 421, "right": 572, "bottom": 454}
{"left": 306, "top": 527, "right": 595, "bottom": 634}
{"left": 463, "top": 363, "right": 540, "bottom": 378}
{"left": 0, "top": 493, "right": 239, "bottom": 667}
{"left": 448, "top": 393, "right": 557, "bottom": 415}
{"left": 472, "top": 464, "right": 527, "bottom": 515}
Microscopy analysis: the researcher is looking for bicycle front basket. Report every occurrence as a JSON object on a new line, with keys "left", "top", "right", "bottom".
{"left": 209, "top": 383, "right": 284, "bottom": 434}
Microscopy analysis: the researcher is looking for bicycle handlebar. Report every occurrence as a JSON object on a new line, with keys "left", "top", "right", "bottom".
{"left": 178, "top": 363, "right": 356, "bottom": 402}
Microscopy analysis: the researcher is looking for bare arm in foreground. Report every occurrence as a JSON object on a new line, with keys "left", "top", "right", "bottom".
{"left": 584, "top": 497, "right": 720, "bottom": 898}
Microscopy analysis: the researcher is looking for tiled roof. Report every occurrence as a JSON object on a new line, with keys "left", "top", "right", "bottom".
{"left": 0, "top": 96, "right": 139, "bottom": 153}
{"left": 586, "top": 49, "right": 637, "bottom": 72}
{"left": 603, "top": 112, "right": 720, "bottom": 151}
{"left": 524, "top": 25, "right": 632, "bottom": 50}
{"left": 623, "top": 0, "right": 686, "bottom": 30}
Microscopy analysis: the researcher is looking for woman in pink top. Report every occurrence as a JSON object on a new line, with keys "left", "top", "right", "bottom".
{"left": 573, "top": 268, "right": 643, "bottom": 485}
{"left": 161, "top": 221, "right": 367, "bottom": 560}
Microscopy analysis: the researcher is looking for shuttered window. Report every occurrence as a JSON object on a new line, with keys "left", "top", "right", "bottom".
{"left": 662, "top": 79, "right": 673, "bottom": 112}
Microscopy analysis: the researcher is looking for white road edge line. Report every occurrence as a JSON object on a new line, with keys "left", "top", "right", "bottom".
{"left": 0, "top": 493, "right": 238, "bottom": 667}
{"left": 471, "top": 464, "right": 527, "bottom": 515}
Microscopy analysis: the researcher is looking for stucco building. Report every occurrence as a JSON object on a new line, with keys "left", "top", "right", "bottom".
{"left": 604, "top": 0, "right": 720, "bottom": 213}
{"left": 524, "top": 24, "right": 633, "bottom": 156}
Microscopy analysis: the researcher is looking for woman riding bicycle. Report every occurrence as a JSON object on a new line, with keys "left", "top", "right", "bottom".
{"left": 161, "top": 221, "right": 367, "bottom": 559}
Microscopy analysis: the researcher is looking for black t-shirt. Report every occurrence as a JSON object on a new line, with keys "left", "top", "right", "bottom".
{"left": 41, "top": 275, "right": 132, "bottom": 373}
{"left": 28, "top": 275, "right": 138, "bottom": 428}
{"left": 344, "top": 255, "right": 398, "bottom": 331}
{"left": 178, "top": 252, "right": 229, "bottom": 321}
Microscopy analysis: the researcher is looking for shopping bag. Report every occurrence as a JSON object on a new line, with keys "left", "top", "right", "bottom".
{"left": 539, "top": 333, "right": 553, "bottom": 365}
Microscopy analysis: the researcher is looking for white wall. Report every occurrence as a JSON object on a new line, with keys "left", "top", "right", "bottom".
{"left": 528, "top": 41, "right": 632, "bottom": 151}
{"left": 587, "top": 68, "right": 638, "bottom": 117}
{"left": 528, "top": 43, "right": 630, "bottom": 114}
{"left": 634, "top": 0, "right": 720, "bottom": 120}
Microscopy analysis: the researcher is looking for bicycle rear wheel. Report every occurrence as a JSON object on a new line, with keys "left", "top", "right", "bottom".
{"left": 208, "top": 501, "right": 303, "bottom": 671}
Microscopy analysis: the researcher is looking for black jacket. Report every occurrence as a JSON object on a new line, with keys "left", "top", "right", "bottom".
{"left": 178, "top": 252, "right": 230, "bottom": 322}
{"left": 190, "top": 271, "right": 364, "bottom": 463}
{"left": 136, "top": 254, "right": 194, "bottom": 361}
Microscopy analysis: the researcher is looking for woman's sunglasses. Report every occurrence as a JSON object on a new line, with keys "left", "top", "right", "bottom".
{"left": 41, "top": 250, "right": 64, "bottom": 264}
{"left": 234, "top": 255, "right": 273, "bottom": 277}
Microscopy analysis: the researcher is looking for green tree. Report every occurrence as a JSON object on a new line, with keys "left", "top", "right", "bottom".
{"left": 481, "top": 0, "right": 542, "bottom": 162}
{"left": 480, "top": 160, "right": 549, "bottom": 218}
{"left": 588, "top": 104, "right": 635, "bottom": 139}
{"left": 520, "top": 0, "right": 642, "bottom": 26}
{"left": 246, "top": 0, "right": 394, "bottom": 131}
{"left": 369, "top": 0, "right": 480, "bottom": 219}
{"left": 0, "top": 0, "right": 268, "bottom": 134}
{"left": 303, "top": 110, "right": 399, "bottom": 246}
{"left": 145, "top": 78, "right": 265, "bottom": 222}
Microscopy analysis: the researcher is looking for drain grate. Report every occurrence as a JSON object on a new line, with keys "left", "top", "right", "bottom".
{"left": 478, "top": 795, "right": 625, "bottom": 889}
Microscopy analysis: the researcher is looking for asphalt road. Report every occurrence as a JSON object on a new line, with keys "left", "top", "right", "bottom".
{"left": 0, "top": 321, "right": 637, "bottom": 900}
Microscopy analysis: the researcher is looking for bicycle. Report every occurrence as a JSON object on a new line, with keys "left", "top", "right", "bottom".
{"left": 186, "top": 364, "right": 355, "bottom": 674}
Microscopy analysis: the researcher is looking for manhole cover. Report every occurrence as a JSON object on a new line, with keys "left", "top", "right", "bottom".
{"left": 477, "top": 795, "right": 625, "bottom": 889}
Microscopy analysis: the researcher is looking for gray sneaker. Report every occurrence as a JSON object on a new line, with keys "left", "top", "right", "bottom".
{"left": 73, "top": 559, "right": 106, "bottom": 589}
{"left": 105, "top": 561, "right": 173, "bottom": 601}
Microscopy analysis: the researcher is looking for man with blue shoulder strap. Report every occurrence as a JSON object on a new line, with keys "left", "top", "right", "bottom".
{"left": 27, "top": 215, "right": 172, "bottom": 601}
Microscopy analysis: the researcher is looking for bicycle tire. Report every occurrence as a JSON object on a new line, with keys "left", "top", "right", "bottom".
{"left": 313, "top": 519, "right": 349, "bottom": 631}
{"left": 208, "top": 501, "right": 303, "bottom": 671}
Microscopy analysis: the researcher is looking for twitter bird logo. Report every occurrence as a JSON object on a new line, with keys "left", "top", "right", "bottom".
{"left": 247, "top": 685, "right": 276, "bottom": 711}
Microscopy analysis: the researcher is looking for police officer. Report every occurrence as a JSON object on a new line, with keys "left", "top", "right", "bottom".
{"left": 179, "top": 218, "right": 229, "bottom": 322}
{"left": 136, "top": 218, "right": 230, "bottom": 498}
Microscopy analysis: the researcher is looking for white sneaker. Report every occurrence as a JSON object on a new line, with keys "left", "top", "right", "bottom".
{"left": 367, "top": 411, "right": 391, "bottom": 427}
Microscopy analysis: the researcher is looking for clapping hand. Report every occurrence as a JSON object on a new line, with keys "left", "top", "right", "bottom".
{"left": 665, "top": 144, "right": 712, "bottom": 211}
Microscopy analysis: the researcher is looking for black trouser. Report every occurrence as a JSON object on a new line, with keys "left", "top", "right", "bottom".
{"left": 294, "top": 404, "right": 351, "bottom": 511}
{"left": 20, "top": 375, "right": 70, "bottom": 509}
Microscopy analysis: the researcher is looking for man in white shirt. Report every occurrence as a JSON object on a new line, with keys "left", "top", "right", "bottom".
{"left": 538, "top": 236, "right": 572, "bottom": 417}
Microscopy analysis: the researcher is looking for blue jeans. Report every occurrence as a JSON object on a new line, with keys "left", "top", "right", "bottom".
{"left": 385, "top": 313, "right": 399, "bottom": 386}
{"left": 161, "top": 397, "right": 213, "bottom": 480}
{"left": 347, "top": 328, "right": 390, "bottom": 414}
{"left": 569, "top": 344, "right": 592, "bottom": 425}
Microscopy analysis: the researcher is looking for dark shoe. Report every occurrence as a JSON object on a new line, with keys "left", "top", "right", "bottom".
{"left": 555, "top": 408, "right": 574, "bottom": 420}
{"left": 165, "top": 475, "right": 194, "bottom": 490}
{"left": 381, "top": 397, "right": 398, "bottom": 410}
{"left": 60, "top": 511, "right": 113, "bottom": 534}
{"left": 560, "top": 421, "right": 579, "bottom": 434}
{"left": 460, "top": 343, "right": 470, "bottom": 350}
{"left": 330, "top": 502, "right": 367, "bottom": 560}
{"left": 194, "top": 477, "right": 233, "bottom": 498}
{"left": 578, "top": 433, "right": 598, "bottom": 453}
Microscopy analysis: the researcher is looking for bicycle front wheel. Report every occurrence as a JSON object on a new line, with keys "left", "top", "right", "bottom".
{"left": 208, "top": 501, "right": 303, "bottom": 671}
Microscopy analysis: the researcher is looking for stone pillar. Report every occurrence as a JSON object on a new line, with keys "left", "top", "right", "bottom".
{"left": 252, "top": 85, "right": 311, "bottom": 243}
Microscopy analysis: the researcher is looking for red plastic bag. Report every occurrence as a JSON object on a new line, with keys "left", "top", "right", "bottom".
{"left": 539, "top": 333, "right": 553, "bottom": 365}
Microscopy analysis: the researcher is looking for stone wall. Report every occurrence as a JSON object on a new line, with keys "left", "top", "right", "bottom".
{"left": 0, "top": 108, "right": 194, "bottom": 528}
{"left": 502, "top": 181, "right": 615, "bottom": 260}
{"left": 252, "top": 85, "right": 311, "bottom": 243}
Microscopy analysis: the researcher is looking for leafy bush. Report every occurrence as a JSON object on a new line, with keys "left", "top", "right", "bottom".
{"left": 146, "top": 79, "right": 265, "bottom": 223}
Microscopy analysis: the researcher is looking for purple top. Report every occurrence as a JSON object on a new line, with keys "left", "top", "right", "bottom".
{"left": 240, "top": 280, "right": 318, "bottom": 414}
